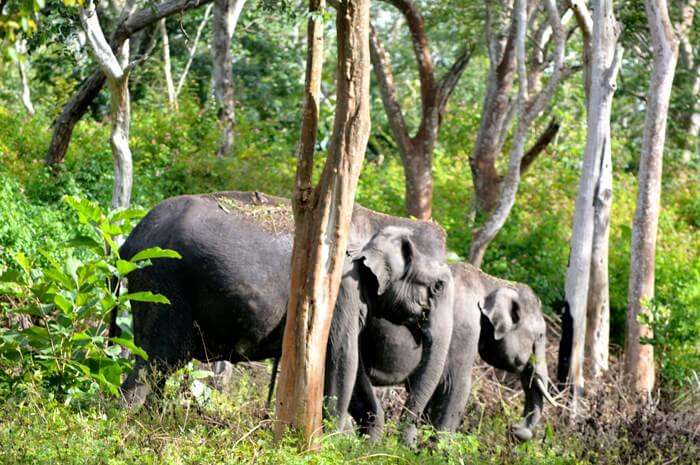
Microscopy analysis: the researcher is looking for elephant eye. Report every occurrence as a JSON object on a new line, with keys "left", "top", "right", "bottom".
{"left": 431, "top": 280, "right": 444, "bottom": 295}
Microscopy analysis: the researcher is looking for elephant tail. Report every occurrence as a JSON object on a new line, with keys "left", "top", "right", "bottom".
{"left": 108, "top": 276, "right": 122, "bottom": 340}
{"left": 266, "top": 357, "right": 279, "bottom": 409}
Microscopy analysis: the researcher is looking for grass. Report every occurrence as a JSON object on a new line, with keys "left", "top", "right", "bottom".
{"left": 0, "top": 362, "right": 696, "bottom": 465}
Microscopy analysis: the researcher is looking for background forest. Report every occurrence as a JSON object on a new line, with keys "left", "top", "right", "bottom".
{"left": 0, "top": 0, "right": 698, "bottom": 464}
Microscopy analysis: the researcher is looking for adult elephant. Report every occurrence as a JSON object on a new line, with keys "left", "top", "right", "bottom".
{"left": 113, "top": 190, "right": 454, "bottom": 442}
{"left": 349, "top": 262, "right": 553, "bottom": 443}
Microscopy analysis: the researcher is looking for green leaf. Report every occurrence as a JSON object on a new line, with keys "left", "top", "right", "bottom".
{"left": 129, "top": 247, "right": 182, "bottom": 262}
{"left": 63, "top": 196, "right": 102, "bottom": 224}
{"left": 13, "top": 252, "right": 31, "bottom": 277}
{"left": 53, "top": 294, "right": 73, "bottom": 313}
{"left": 111, "top": 337, "right": 148, "bottom": 361}
{"left": 116, "top": 260, "right": 139, "bottom": 276}
{"left": 67, "top": 235, "right": 104, "bottom": 252}
{"left": 120, "top": 291, "right": 170, "bottom": 305}
{"left": 189, "top": 369, "right": 213, "bottom": 380}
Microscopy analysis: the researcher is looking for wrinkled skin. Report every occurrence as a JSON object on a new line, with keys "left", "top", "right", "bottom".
{"left": 348, "top": 262, "right": 548, "bottom": 443}
{"left": 115, "top": 191, "right": 453, "bottom": 442}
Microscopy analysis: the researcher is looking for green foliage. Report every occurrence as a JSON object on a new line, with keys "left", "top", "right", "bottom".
{"left": 0, "top": 195, "right": 180, "bottom": 401}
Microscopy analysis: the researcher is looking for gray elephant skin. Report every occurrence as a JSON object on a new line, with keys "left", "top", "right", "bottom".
{"left": 352, "top": 262, "right": 549, "bottom": 443}
{"left": 113, "top": 190, "right": 454, "bottom": 442}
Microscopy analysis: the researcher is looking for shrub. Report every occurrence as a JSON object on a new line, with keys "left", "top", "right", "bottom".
{"left": 0, "top": 196, "right": 180, "bottom": 402}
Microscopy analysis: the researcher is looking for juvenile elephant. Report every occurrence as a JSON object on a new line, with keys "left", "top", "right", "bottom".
{"left": 114, "top": 191, "right": 453, "bottom": 440}
{"left": 348, "top": 262, "right": 551, "bottom": 442}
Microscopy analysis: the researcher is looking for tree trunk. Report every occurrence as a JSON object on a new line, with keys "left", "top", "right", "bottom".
{"left": 80, "top": 1, "right": 134, "bottom": 210}
{"left": 558, "top": 0, "right": 622, "bottom": 409}
{"left": 159, "top": 18, "right": 177, "bottom": 108}
{"left": 468, "top": 0, "right": 564, "bottom": 268}
{"left": 625, "top": 0, "right": 678, "bottom": 398}
{"left": 585, "top": 136, "right": 612, "bottom": 378}
{"left": 212, "top": 0, "right": 246, "bottom": 158}
{"left": 45, "top": 0, "right": 216, "bottom": 166}
{"left": 15, "top": 40, "right": 35, "bottom": 117}
{"left": 469, "top": 2, "right": 517, "bottom": 214}
{"left": 404, "top": 144, "right": 433, "bottom": 219}
{"left": 274, "top": 0, "right": 371, "bottom": 445}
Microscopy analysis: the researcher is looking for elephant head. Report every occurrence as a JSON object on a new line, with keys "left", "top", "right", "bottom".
{"left": 478, "top": 285, "right": 549, "bottom": 441}
{"left": 356, "top": 226, "right": 453, "bottom": 330}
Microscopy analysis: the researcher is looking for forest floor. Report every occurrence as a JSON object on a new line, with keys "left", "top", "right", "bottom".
{"left": 1, "top": 340, "right": 697, "bottom": 465}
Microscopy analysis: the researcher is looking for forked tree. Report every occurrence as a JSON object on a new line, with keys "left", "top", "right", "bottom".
{"left": 274, "top": 0, "right": 371, "bottom": 444}
{"left": 467, "top": 0, "right": 566, "bottom": 267}
{"left": 45, "top": 0, "right": 216, "bottom": 166}
{"left": 625, "top": 0, "right": 679, "bottom": 398}
{"left": 370, "top": 0, "right": 473, "bottom": 220}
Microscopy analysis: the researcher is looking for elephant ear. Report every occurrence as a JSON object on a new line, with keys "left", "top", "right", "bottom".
{"left": 359, "top": 227, "right": 415, "bottom": 295}
{"left": 480, "top": 287, "right": 521, "bottom": 340}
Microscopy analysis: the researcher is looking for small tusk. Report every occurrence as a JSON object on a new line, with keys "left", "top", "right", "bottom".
{"left": 536, "top": 376, "right": 561, "bottom": 408}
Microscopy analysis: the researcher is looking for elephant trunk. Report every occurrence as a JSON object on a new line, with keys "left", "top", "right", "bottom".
{"left": 512, "top": 338, "right": 548, "bottom": 441}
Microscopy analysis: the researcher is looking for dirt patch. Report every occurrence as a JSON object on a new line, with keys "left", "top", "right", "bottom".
{"left": 210, "top": 192, "right": 294, "bottom": 234}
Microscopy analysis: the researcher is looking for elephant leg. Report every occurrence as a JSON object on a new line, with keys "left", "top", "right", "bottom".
{"left": 121, "top": 296, "right": 193, "bottom": 408}
{"left": 348, "top": 359, "right": 385, "bottom": 442}
{"left": 425, "top": 315, "right": 479, "bottom": 432}
{"left": 324, "top": 309, "right": 360, "bottom": 432}
{"left": 401, "top": 317, "right": 454, "bottom": 445}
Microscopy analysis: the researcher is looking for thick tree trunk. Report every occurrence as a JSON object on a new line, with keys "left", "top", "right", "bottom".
{"left": 558, "top": 0, "right": 622, "bottom": 409}
{"left": 80, "top": 1, "right": 134, "bottom": 210}
{"left": 159, "top": 19, "right": 177, "bottom": 108}
{"left": 45, "top": 0, "right": 215, "bottom": 166}
{"left": 274, "top": 0, "right": 371, "bottom": 444}
{"left": 625, "top": 0, "right": 678, "bottom": 398}
{"left": 212, "top": 0, "right": 246, "bottom": 158}
{"left": 404, "top": 145, "right": 433, "bottom": 219}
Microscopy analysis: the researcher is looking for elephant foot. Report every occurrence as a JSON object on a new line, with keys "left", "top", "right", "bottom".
{"left": 120, "top": 382, "right": 150, "bottom": 410}
{"left": 401, "top": 423, "right": 418, "bottom": 449}
{"left": 509, "top": 423, "right": 533, "bottom": 442}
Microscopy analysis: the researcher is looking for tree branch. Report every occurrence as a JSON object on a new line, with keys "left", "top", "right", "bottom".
{"left": 382, "top": 0, "right": 436, "bottom": 108}
{"left": 436, "top": 45, "right": 474, "bottom": 116}
{"left": 369, "top": 23, "right": 412, "bottom": 158}
{"left": 521, "top": 118, "right": 560, "bottom": 174}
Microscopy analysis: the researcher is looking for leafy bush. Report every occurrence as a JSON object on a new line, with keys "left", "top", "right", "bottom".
{"left": 0, "top": 196, "right": 180, "bottom": 401}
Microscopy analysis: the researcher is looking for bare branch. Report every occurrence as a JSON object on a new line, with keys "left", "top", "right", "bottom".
{"left": 437, "top": 46, "right": 474, "bottom": 116}
{"left": 521, "top": 118, "right": 560, "bottom": 174}
{"left": 369, "top": 24, "right": 412, "bottom": 158}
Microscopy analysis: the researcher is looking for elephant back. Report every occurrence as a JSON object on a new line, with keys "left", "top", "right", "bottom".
{"left": 187, "top": 190, "right": 447, "bottom": 261}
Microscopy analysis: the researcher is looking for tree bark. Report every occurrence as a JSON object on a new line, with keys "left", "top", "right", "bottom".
{"left": 469, "top": 2, "right": 518, "bottom": 214}
{"left": 558, "top": 0, "right": 622, "bottom": 409}
{"left": 274, "top": 0, "right": 371, "bottom": 445}
{"left": 159, "top": 18, "right": 177, "bottom": 108}
{"left": 468, "top": 0, "right": 565, "bottom": 268}
{"left": 212, "top": 0, "right": 246, "bottom": 158}
{"left": 625, "top": 0, "right": 678, "bottom": 398}
{"left": 80, "top": 1, "right": 135, "bottom": 210}
{"left": 45, "top": 0, "right": 215, "bottom": 166}
{"left": 369, "top": 0, "right": 472, "bottom": 219}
